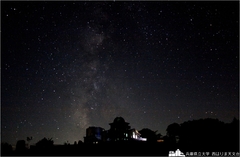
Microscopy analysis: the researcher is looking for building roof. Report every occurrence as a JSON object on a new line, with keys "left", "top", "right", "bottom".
{"left": 114, "top": 117, "right": 125, "bottom": 123}
{"left": 109, "top": 117, "right": 129, "bottom": 125}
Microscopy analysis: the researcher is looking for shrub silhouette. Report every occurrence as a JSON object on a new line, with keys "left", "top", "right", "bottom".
{"left": 1, "top": 142, "right": 13, "bottom": 154}
{"left": 36, "top": 137, "right": 54, "bottom": 148}
{"left": 139, "top": 128, "right": 157, "bottom": 142}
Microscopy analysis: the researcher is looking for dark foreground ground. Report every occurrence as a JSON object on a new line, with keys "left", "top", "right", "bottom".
{"left": 3, "top": 142, "right": 169, "bottom": 156}
{"left": 2, "top": 141, "right": 239, "bottom": 156}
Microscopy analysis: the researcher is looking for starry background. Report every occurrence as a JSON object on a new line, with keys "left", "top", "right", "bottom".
{"left": 2, "top": 1, "right": 239, "bottom": 145}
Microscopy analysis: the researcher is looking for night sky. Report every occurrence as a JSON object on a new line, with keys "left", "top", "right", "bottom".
{"left": 2, "top": 1, "right": 239, "bottom": 145}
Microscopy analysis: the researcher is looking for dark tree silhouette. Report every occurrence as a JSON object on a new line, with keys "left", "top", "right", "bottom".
{"left": 26, "top": 136, "right": 33, "bottom": 149}
{"left": 166, "top": 122, "right": 181, "bottom": 145}
{"left": 139, "top": 128, "right": 157, "bottom": 142}
{"left": 1, "top": 142, "right": 13, "bottom": 154}
{"left": 225, "top": 117, "right": 239, "bottom": 151}
{"left": 78, "top": 140, "right": 83, "bottom": 145}
{"left": 166, "top": 123, "right": 180, "bottom": 137}
{"left": 27, "top": 136, "right": 32, "bottom": 142}
{"left": 16, "top": 140, "right": 27, "bottom": 152}
{"left": 156, "top": 132, "right": 162, "bottom": 139}
{"left": 178, "top": 118, "right": 236, "bottom": 152}
{"left": 64, "top": 141, "right": 70, "bottom": 145}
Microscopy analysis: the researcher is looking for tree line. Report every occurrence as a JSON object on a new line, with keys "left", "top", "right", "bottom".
{"left": 1, "top": 117, "right": 239, "bottom": 155}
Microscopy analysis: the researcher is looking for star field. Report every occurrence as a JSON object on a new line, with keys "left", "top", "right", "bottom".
{"left": 2, "top": 1, "right": 239, "bottom": 145}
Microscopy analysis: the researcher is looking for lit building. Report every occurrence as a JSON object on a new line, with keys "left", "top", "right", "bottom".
{"left": 84, "top": 117, "right": 147, "bottom": 143}
{"left": 129, "top": 129, "right": 147, "bottom": 141}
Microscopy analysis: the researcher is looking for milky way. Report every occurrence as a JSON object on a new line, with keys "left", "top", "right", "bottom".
{"left": 2, "top": 1, "right": 239, "bottom": 145}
